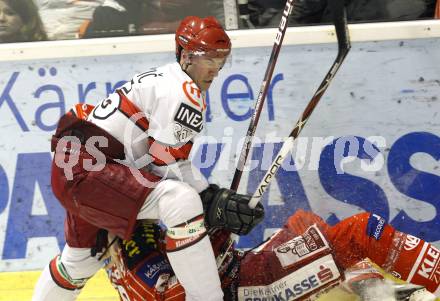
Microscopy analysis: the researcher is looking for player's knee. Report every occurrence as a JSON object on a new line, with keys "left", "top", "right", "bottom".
{"left": 157, "top": 180, "right": 207, "bottom": 252}
{"left": 55, "top": 245, "right": 103, "bottom": 286}
{"left": 158, "top": 180, "right": 204, "bottom": 227}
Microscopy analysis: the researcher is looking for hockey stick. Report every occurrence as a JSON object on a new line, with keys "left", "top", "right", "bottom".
{"left": 248, "top": 0, "right": 351, "bottom": 209}
{"left": 230, "top": 0, "right": 295, "bottom": 191}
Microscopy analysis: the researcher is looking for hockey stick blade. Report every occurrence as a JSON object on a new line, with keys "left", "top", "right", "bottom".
{"left": 248, "top": 0, "right": 351, "bottom": 209}
{"left": 230, "top": 0, "right": 294, "bottom": 191}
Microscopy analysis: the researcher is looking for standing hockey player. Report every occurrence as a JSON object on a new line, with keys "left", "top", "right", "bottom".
{"left": 32, "top": 16, "right": 264, "bottom": 301}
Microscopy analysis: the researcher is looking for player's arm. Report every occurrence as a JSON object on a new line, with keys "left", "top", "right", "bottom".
{"left": 147, "top": 149, "right": 209, "bottom": 193}
{"left": 127, "top": 73, "right": 209, "bottom": 191}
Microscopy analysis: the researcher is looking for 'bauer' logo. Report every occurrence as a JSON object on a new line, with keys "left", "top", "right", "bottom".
{"left": 275, "top": 0, "right": 294, "bottom": 45}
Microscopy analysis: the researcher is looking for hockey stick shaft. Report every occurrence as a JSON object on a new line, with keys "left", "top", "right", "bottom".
{"left": 230, "top": 0, "right": 295, "bottom": 191}
{"left": 248, "top": 0, "right": 351, "bottom": 208}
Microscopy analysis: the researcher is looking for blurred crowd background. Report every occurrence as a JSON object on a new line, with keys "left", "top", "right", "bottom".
{"left": 0, "top": 0, "right": 439, "bottom": 43}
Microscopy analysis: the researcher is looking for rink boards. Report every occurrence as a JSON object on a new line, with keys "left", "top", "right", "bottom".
{"left": 0, "top": 21, "right": 439, "bottom": 275}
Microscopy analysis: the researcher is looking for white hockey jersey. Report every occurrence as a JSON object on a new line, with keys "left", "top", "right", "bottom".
{"left": 87, "top": 62, "right": 209, "bottom": 192}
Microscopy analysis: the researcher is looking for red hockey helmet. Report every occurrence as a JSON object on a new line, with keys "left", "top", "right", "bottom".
{"left": 175, "top": 16, "right": 231, "bottom": 61}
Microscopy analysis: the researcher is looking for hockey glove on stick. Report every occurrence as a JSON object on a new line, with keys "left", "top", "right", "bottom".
{"left": 200, "top": 184, "right": 265, "bottom": 235}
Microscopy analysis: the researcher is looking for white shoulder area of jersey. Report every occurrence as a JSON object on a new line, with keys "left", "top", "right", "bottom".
{"left": 140, "top": 62, "right": 206, "bottom": 114}
{"left": 146, "top": 62, "right": 206, "bottom": 146}
{"left": 167, "top": 62, "right": 207, "bottom": 112}
{"left": 128, "top": 63, "right": 188, "bottom": 98}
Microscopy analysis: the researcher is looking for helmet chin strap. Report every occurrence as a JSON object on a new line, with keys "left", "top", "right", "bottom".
{"left": 180, "top": 51, "right": 193, "bottom": 72}
{"left": 180, "top": 61, "right": 199, "bottom": 89}
{"left": 181, "top": 62, "right": 189, "bottom": 72}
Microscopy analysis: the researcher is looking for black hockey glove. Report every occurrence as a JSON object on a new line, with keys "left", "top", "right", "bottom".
{"left": 200, "top": 184, "right": 265, "bottom": 236}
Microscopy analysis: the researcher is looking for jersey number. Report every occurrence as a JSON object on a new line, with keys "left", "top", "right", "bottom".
{"left": 92, "top": 95, "right": 120, "bottom": 120}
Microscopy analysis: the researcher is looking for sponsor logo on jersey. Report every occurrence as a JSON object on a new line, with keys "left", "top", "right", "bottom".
{"left": 382, "top": 231, "right": 407, "bottom": 272}
{"left": 173, "top": 123, "right": 193, "bottom": 143}
{"left": 182, "top": 81, "right": 206, "bottom": 110}
{"left": 404, "top": 235, "right": 421, "bottom": 251}
{"left": 275, "top": 225, "right": 330, "bottom": 268}
{"left": 416, "top": 245, "right": 440, "bottom": 284}
{"left": 174, "top": 102, "right": 203, "bottom": 133}
{"left": 136, "top": 255, "right": 172, "bottom": 287}
{"left": 144, "top": 260, "right": 171, "bottom": 280}
{"left": 155, "top": 273, "right": 171, "bottom": 293}
{"left": 366, "top": 214, "right": 386, "bottom": 240}
{"left": 238, "top": 255, "right": 341, "bottom": 301}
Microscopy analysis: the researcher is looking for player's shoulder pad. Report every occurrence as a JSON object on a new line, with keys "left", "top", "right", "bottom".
{"left": 132, "top": 67, "right": 165, "bottom": 88}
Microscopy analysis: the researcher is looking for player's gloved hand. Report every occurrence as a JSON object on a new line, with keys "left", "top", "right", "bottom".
{"left": 200, "top": 184, "right": 264, "bottom": 235}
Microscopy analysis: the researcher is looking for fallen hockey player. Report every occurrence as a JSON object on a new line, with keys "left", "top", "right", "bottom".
{"left": 102, "top": 209, "right": 439, "bottom": 301}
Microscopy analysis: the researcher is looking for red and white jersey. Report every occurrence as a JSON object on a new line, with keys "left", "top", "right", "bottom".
{"left": 87, "top": 62, "right": 209, "bottom": 191}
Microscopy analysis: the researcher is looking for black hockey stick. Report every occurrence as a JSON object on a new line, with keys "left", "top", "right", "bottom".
{"left": 230, "top": 0, "right": 295, "bottom": 191}
{"left": 248, "top": 0, "right": 351, "bottom": 208}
